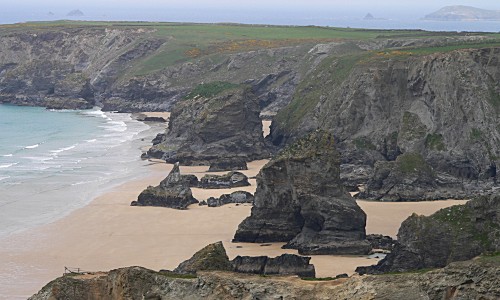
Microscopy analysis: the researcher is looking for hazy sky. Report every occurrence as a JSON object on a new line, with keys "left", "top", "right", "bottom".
{"left": 2, "top": 0, "right": 500, "bottom": 30}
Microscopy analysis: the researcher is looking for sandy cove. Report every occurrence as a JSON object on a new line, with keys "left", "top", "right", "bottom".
{"left": 0, "top": 157, "right": 467, "bottom": 298}
{"left": 0, "top": 115, "right": 467, "bottom": 298}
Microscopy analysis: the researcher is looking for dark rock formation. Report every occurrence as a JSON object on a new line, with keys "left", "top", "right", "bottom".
{"left": 131, "top": 163, "right": 198, "bottom": 209}
{"left": 234, "top": 131, "right": 371, "bottom": 255}
{"left": 357, "top": 195, "right": 500, "bottom": 274}
{"left": 271, "top": 47, "right": 500, "bottom": 200}
{"left": 135, "top": 114, "right": 167, "bottom": 123}
{"left": 207, "top": 191, "right": 254, "bottom": 207}
{"left": 173, "top": 242, "right": 233, "bottom": 275}
{"left": 30, "top": 258, "right": 500, "bottom": 300}
{"left": 146, "top": 84, "right": 270, "bottom": 165}
{"left": 366, "top": 234, "right": 395, "bottom": 251}
{"left": 208, "top": 158, "right": 248, "bottom": 172}
{"left": 199, "top": 171, "right": 250, "bottom": 189}
{"left": 232, "top": 254, "right": 315, "bottom": 278}
{"left": 358, "top": 152, "right": 467, "bottom": 201}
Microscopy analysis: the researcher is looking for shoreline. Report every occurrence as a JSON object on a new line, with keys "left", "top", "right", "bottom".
{"left": 0, "top": 112, "right": 468, "bottom": 299}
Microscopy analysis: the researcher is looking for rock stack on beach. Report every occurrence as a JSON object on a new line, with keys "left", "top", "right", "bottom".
{"left": 234, "top": 130, "right": 371, "bottom": 255}
{"left": 132, "top": 162, "right": 199, "bottom": 209}
{"left": 145, "top": 83, "right": 271, "bottom": 164}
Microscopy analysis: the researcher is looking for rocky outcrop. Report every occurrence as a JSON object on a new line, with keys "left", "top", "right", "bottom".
{"left": 272, "top": 46, "right": 500, "bottom": 199}
{"left": 207, "top": 191, "right": 254, "bottom": 207}
{"left": 146, "top": 85, "right": 270, "bottom": 165}
{"left": 199, "top": 171, "right": 250, "bottom": 189}
{"left": 232, "top": 254, "right": 315, "bottom": 278}
{"left": 357, "top": 195, "right": 500, "bottom": 274}
{"left": 30, "top": 257, "right": 500, "bottom": 300}
{"left": 208, "top": 157, "right": 248, "bottom": 172}
{"left": 173, "top": 242, "right": 233, "bottom": 275}
{"left": 366, "top": 234, "right": 395, "bottom": 251}
{"left": 131, "top": 163, "right": 198, "bottom": 209}
{"left": 234, "top": 131, "right": 371, "bottom": 255}
{"left": 359, "top": 152, "right": 467, "bottom": 201}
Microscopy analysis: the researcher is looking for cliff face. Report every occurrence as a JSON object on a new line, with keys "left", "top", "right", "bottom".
{"left": 0, "top": 27, "right": 165, "bottom": 109}
{"left": 272, "top": 47, "right": 500, "bottom": 199}
{"left": 30, "top": 258, "right": 500, "bottom": 300}
{"left": 0, "top": 26, "right": 314, "bottom": 113}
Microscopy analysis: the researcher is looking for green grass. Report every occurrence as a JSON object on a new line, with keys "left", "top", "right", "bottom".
{"left": 425, "top": 133, "right": 446, "bottom": 151}
{"left": 397, "top": 153, "right": 432, "bottom": 174}
{"left": 184, "top": 81, "right": 240, "bottom": 99}
{"left": 4, "top": 21, "right": 499, "bottom": 75}
{"left": 301, "top": 277, "right": 337, "bottom": 281}
{"left": 470, "top": 128, "right": 483, "bottom": 141}
{"left": 158, "top": 271, "right": 197, "bottom": 279}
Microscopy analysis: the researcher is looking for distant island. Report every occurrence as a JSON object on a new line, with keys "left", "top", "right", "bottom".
{"left": 424, "top": 5, "right": 500, "bottom": 21}
{"left": 67, "top": 9, "right": 84, "bottom": 17}
{"left": 363, "top": 13, "right": 386, "bottom": 21}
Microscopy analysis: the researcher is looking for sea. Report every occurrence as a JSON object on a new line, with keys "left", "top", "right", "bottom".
{"left": 0, "top": 104, "right": 158, "bottom": 240}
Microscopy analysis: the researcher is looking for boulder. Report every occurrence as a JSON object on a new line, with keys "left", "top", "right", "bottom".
{"left": 357, "top": 195, "right": 500, "bottom": 274}
{"left": 173, "top": 241, "right": 233, "bottom": 275}
{"left": 231, "top": 254, "right": 315, "bottom": 278}
{"left": 208, "top": 158, "right": 248, "bottom": 172}
{"left": 131, "top": 163, "right": 198, "bottom": 209}
{"left": 147, "top": 84, "right": 270, "bottom": 165}
{"left": 233, "top": 130, "right": 371, "bottom": 255}
{"left": 207, "top": 191, "right": 254, "bottom": 207}
{"left": 199, "top": 171, "right": 250, "bottom": 189}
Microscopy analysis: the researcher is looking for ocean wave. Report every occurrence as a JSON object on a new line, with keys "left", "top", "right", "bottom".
{"left": 2, "top": 154, "right": 13, "bottom": 157}
{"left": 82, "top": 109, "right": 107, "bottom": 119}
{"left": 24, "top": 144, "right": 39, "bottom": 149}
{"left": 22, "top": 156, "right": 54, "bottom": 162}
{"left": 0, "top": 176, "right": 10, "bottom": 181}
{"left": 50, "top": 144, "right": 77, "bottom": 155}
{"left": 85, "top": 139, "right": 97, "bottom": 143}
{"left": 0, "top": 163, "right": 17, "bottom": 169}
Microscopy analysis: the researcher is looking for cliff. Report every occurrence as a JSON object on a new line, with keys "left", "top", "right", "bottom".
{"left": 272, "top": 45, "right": 500, "bottom": 199}
{"left": 30, "top": 257, "right": 500, "bottom": 299}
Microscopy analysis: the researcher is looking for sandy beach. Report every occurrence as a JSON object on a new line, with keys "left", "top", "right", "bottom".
{"left": 0, "top": 115, "right": 468, "bottom": 299}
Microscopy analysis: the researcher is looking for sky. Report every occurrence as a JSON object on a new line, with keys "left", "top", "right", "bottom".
{"left": 2, "top": 0, "right": 500, "bottom": 30}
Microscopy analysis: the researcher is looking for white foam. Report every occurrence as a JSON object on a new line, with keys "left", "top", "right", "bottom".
{"left": 24, "top": 144, "right": 39, "bottom": 149}
{"left": 22, "top": 156, "right": 54, "bottom": 162}
{"left": 0, "top": 176, "right": 10, "bottom": 181}
{"left": 2, "top": 154, "right": 13, "bottom": 157}
{"left": 50, "top": 145, "right": 77, "bottom": 155}
{"left": 0, "top": 163, "right": 17, "bottom": 169}
{"left": 85, "top": 139, "right": 97, "bottom": 143}
{"left": 83, "top": 109, "right": 107, "bottom": 119}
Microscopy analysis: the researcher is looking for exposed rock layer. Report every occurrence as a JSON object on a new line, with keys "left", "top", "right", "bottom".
{"left": 30, "top": 258, "right": 500, "bottom": 300}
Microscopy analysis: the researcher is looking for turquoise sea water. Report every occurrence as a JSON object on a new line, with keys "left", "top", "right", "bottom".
{"left": 0, "top": 104, "right": 155, "bottom": 240}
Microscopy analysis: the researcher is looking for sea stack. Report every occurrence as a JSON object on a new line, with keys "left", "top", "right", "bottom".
{"left": 233, "top": 130, "right": 371, "bottom": 255}
{"left": 146, "top": 82, "right": 270, "bottom": 165}
{"left": 132, "top": 162, "right": 198, "bottom": 209}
